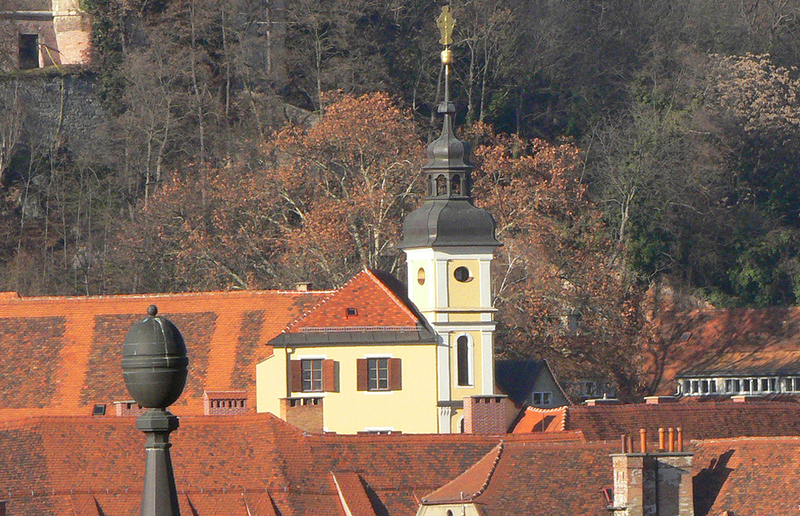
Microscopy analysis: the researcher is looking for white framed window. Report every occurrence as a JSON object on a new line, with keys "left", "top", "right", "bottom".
{"left": 301, "top": 359, "right": 323, "bottom": 392}
{"left": 455, "top": 334, "right": 474, "bottom": 387}
{"left": 532, "top": 391, "right": 552, "bottom": 406}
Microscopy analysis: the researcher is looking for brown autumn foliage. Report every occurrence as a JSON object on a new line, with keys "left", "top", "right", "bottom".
{"left": 468, "top": 123, "right": 650, "bottom": 400}
{"left": 108, "top": 92, "right": 424, "bottom": 292}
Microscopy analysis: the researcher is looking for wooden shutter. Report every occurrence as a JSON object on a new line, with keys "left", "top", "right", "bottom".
{"left": 356, "top": 359, "right": 368, "bottom": 391}
{"left": 323, "top": 359, "right": 338, "bottom": 392}
{"left": 389, "top": 358, "right": 402, "bottom": 391}
{"left": 290, "top": 360, "right": 302, "bottom": 393}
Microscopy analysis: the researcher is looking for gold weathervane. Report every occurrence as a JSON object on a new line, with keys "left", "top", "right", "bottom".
{"left": 436, "top": 5, "right": 456, "bottom": 46}
{"left": 437, "top": 5, "right": 455, "bottom": 66}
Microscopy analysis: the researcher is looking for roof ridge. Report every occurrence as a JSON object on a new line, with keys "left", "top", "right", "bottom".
{"left": 0, "top": 289, "right": 336, "bottom": 303}
{"left": 280, "top": 283, "right": 344, "bottom": 333}
{"left": 364, "top": 269, "right": 419, "bottom": 324}
{"left": 473, "top": 441, "right": 504, "bottom": 500}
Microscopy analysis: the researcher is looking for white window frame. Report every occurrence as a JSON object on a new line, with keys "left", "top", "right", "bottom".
{"left": 454, "top": 333, "right": 474, "bottom": 388}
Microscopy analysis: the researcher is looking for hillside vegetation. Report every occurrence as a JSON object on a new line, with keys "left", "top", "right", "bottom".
{"left": 2, "top": 0, "right": 800, "bottom": 397}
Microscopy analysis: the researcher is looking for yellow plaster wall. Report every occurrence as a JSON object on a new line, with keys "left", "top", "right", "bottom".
{"left": 257, "top": 344, "right": 439, "bottom": 434}
{"left": 450, "top": 330, "right": 484, "bottom": 397}
{"left": 256, "top": 353, "right": 288, "bottom": 416}
{"left": 410, "top": 260, "right": 431, "bottom": 310}
{"left": 448, "top": 312, "right": 482, "bottom": 322}
{"left": 447, "top": 259, "right": 481, "bottom": 308}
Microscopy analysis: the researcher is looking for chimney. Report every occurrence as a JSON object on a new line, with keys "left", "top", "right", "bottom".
{"left": 113, "top": 400, "right": 147, "bottom": 417}
{"left": 731, "top": 394, "right": 763, "bottom": 403}
{"left": 295, "top": 282, "right": 312, "bottom": 292}
{"left": 609, "top": 428, "right": 694, "bottom": 516}
{"left": 585, "top": 397, "right": 620, "bottom": 406}
{"left": 463, "top": 395, "right": 512, "bottom": 434}
{"left": 280, "top": 397, "right": 324, "bottom": 433}
{"left": 203, "top": 391, "right": 248, "bottom": 415}
{"left": 644, "top": 396, "right": 678, "bottom": 405}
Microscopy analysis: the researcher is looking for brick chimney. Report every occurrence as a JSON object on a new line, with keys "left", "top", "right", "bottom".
{"left": 644, "top": 396, "right": 678, "bottom": 405}
{"left": 203, "top": 391, "right": 248, "bottom": 415}
{"left": 610, "top": 428, "right": 694, "bottom": 516}
{"left": 280, "top": 397, "right": 324, "bottom": 433}
{"left": 113, "top": 400, "right": 147, "bottom": 417}
{"left": 463, "top": 395, "right": 513, "bottom": 434}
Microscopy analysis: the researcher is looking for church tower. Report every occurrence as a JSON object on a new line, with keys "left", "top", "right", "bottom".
{"left": 399, "top": 6, "right": 501, "bottom": 434}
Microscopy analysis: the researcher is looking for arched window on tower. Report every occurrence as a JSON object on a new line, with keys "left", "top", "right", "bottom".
{"left": 452, "top": 174, "right": 461, "bottom": 195}
{"left": 457, "top": 335, "right": 471, "bottom": 386}
{"left": 436, "top": 174, "right": 447, "bottom": 196}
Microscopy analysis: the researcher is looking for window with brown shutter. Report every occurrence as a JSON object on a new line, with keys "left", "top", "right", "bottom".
{"left": 291, "top": 359, "right": 333, "bottom": 392}
{"left": 357, "top": 358, "right": 401, "bottom": 391}
{"left": 357, "top": 359, "right": 368, "bottom": 391}
{"left": 389, "top": 358, "right": 402, "bottom": 391}
{"left": 322, "top": 359, "right": 338, "bottom": 392}
{"left": 290, "top": 360, "right": 302, "bottom": 392}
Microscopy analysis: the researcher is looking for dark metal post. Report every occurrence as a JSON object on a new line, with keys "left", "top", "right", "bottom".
{"left": 138, "top": 409, "right": 181, "bottom": 515}
{"left": 122, "top": 305, "right": 189, "bottom": 516}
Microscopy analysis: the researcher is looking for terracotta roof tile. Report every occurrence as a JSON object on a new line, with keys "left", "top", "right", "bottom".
{"left": 421, "top": 443, "right": 502, "bottom": 503}
{"left": 644, "top": 307, "right": 800, "bottom": 394}
{"left": 0, "top": 412, "right": 792, "bottom": 515}
{"left": 331, "top": 471, "right": 377, "bottom": 516}
{"left": 562, "top": 401, "right": 800, "bottom": 441}
{"left": 287, "top": 269, "right": 423, "bottom": 332}
{"left": 0, "top": 316, "right": 66, "bottom": 408}
{"left": 692, "top": 437, "right": 800, "bottom": 516}
{"left": 0, "top": 290, "right": 326, "bottom": 418}
{"left": 511, "top": 406, "right": 567, "bottom": 433}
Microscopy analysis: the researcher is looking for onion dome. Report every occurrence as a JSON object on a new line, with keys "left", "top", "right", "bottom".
{"left": 122, "top": 305, "right": 189, "bottom": 409}
{"left": 400, "top": 18, "right": 500, "bottom": 250}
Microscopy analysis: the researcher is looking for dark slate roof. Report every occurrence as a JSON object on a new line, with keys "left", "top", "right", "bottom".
{"left": 399, "top": 80, "right": 499, "bottom": 251}
{"left": 400, "top": 199, "right": 500, "bottom": 249}
{"left": 494, "top": 359, "right": 570, "bottom": 405}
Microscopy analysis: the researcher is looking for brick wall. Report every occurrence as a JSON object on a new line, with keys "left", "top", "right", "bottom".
{"left": 203, "top": 391, "right": 248, "bottom": 416}
{"left": 464, "top": 395, "right": 508, "bottom": 434}
{"left": 280, "top": 397, "right": 323, "bottom": 434}
{"left": 113, "top": 401, "right": 146, "bottom": 417}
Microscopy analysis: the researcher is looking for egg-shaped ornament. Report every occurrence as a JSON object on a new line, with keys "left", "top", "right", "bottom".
{"left": 121, "top": 305, "right": 189, "bottom": 409}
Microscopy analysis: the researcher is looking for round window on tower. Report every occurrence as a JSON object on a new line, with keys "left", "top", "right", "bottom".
{"left": 417, "top": 267, "right": 426, "bottom": 285}
{"left": 453, "top": 266, "right": 472, "bottom": 283}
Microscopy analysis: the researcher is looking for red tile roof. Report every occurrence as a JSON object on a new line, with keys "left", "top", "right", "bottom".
{"left": 692, "top": 436, "right": 800, "bottom": 516}
{"left": 421, "top": 443, "right": 502, "bottom": 503}
{"left": 644, "top": 307, "right": 800, "bottom": 395}
{"left": 511, "top": 406, "right": 567, "bottom": 433}
{"left": 285, "top": 269, "right": 424, "bottom": 332}
{"left": 332, "top": 471, "right": 377, "bottom": 516}
{"left": 420, "top": 435, "right": 800, "bottom": 516}
{"left": 561, "top": 401, "right": 800, "bottom": 442}
{"left": 0, "top": 290, "right": 326, "bottom": 419}
{"left": 0, "top": 410, "right": 794, "bottom": 516}
{"left": 0, "top": 413, "right": 583, "bottom": 516}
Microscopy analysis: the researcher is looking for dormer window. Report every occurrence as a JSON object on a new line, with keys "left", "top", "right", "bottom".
{"left": 346, "top": 307, "right": 358, "bottom": 317}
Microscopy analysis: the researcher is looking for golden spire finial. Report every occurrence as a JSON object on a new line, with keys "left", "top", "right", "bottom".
{"left": 437, "top": 5, "right": 456, "bottom": 66}
{"left": 437, "top": 5, "right": 455, "bottom": 46}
